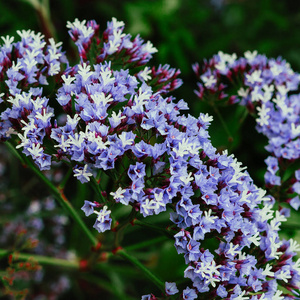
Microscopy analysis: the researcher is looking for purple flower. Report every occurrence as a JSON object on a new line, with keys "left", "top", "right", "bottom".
{"left": 165, "top": 281, "right": 179, "bottom": 295}
{"left": 81, "top": 200, "right": 97, "bottom": 216}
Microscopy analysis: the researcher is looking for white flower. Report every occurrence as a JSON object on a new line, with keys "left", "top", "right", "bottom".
{"left": 110, "top": 111, "right": 126, "bottom": 123}
{"left": 233, "top": 290, "right": 249, "bottom": 300}
{"left": 275, "top": 268, "right": 291, "bottom": 283}
{"left": 54, "top": 135, "right": 70, "bottom": 152}
{"left": 35, "top": 110, "right": 54, "bottom": 123}
{"left": 91, "top": 92, "right": 113, "bottom": 106}
{"left": 48, "top": 62, "right": 60, "bottom": 76}
{"left": 248, "top": 232, "right": 261, "bottom": 247}
{"left": 138, "top": 67, "right": 152, "bottom": 81}
{"left": 201, "top": 75, "right": 217, "bottom": 88}
{"left": 237, "top": 87, "right": 249, "bottom": 98}
{"left": 111, "top": 17, "right": 125, "bottom": 29}
{"left": 153, "top": 192, "right": 165, "bottom": 209}
{"left": 1, "top": 35, "right": 14, "bottom": 47}
{"left": 94, "top": 206, "right": 111, "bottom": 223}
{"left": 78, "top": 63, "right": 94, "bottom": 82}
{"left": 16, "top": 133, "right": 30, "bottom": 149}
{"left": 180, "top": 172, "right": 194, "bottom": 185}
{"left": 270, "top": 210, "right": 287, "bottom": 231}
{"left": 119, "top": 132, "right": 135, "bottom": 148}
{"left": 226, "top": 242, "right": 240, "bottom": 258}
{"left": 269, "top": 235, "right": 283, "bottom": 259}
{"left": 251, "top": 86, "right": 264, "bottom": 102}
{"left": 259, "top": 204, "right": 274, "bottom": 222}
{"left": 244, "top": 50, "right": 258, "bottom": 61}
{"left": 262, "top": 263, "right": 274, "bottom": 277}
{"left": 289, "top": 239, "right": 300, "bottom": 252}
{"left": 256, "top": 104, "right": 270, "bottom": 126}
{"left": 110, "top": 187, "right": 126, "bottom": 201}
{"left": 203, "top": 209, "right": 218, "bottom": 223}
{"left": 74, "top": 165, "right": 93, "bottom": 182}
{"left": 48, "top": 38, "right": 63, "bottom": 51}
{"left": 62, "top": 74, "right": 76, "bottom": 85}
{"left": 27, "top": 143, "right": 43, "bottom": 158}
{"left": 66, "top": 18, "right": 86, "bottom": 30}
{"left": 291, "top": 123, "right": 300, "bottom": 139}
{"left": 68, "top": 132, "right": 85, "bottom": 148}
{"left": 141, "top": 199, "right": 156, "bottom": 216}
{"left": 246, "top": 70, "right": 263, "bottom": 84}
{"left": 277, "top": 85, "right": 289, "bottom": 95}
{"left": 133, "top": 87, "right": 151, "bottom": 107}
{"left": 100, "top": 69, "right": 115, "bottom": 86}
{"left": 273, "top": 291, "right": 284, "bottom": 300}
{"left": 141, "top": 40, "right": 158, "bottom": 54}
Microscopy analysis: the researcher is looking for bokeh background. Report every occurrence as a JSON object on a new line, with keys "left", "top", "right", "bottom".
{"left": 1, "top": 0, "right": 300, "bottom": 298}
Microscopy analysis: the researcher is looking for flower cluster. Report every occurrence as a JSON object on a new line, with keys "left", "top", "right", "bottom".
{"left": 193, "top": 51, "right": 300, "bottom": 209}
{"left": 0, "top": 19, "right": 299, "bottom": 299}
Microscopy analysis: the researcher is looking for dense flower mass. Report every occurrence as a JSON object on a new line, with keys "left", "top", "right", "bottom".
{"left": 0, "top": 19, "right": 299, "bottom": 299}
{"left": 193, "top": 51, "right": 300, "bottom": 209}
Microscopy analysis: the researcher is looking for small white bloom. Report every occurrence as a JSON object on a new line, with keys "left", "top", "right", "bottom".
{"left": 244, "top": 50, "right": 258, "bottom": 61}
{"left": 259, "top": 204, "right": 274, "bottom": 222}
{"left": 203, "top": 209, "right": 218, "bottom": 223}
{"left": 256, "top": 104, "right": 270, "bottom": 126}
{"left": 248, "top": 232, "right": 261, "bottom": 247}
{"left": 237, "top": 87, "right": 249, "bottom": 98}
{"left": 110, "top": 187, "right": 126, "bottom": 201}
{"left": 94, "top": 206, "right": 111, "bottom": 223}
{"left": 246, "top": 70, "right": 263, "bottom": 84}
{"left": 141, "top": 40, "right": 158, "bottom": 54}
{"left": 201, "top": 74, "right": 217, "bottom": 88}
{"left": 226, "top": 242, "right": 240, "bottom": 258}
{"left": 91, "top": 92, "right": 113, "bottom": 106}
{"left": 111, "top": 17, "right": 125, "bottom": 29}
{"left": 78, "top": 63, "right": 94, "bottom": 82}
{"left": 62, "top": 74, "right": 76, "bottom": 85}
{"left": 54, "top": 135, "right": 70, "bottom": 152}
{"left": 289, "top": 239, "right": 300, "bottom": 252}
{"left": 275, "top": 268, "right": 291, "bottom": 283}
{"left": 48, "top": 62, "right": 60, "bottom": 76}
{"left": 273, "top": 291, "right": 284, "bottom": 300}
{"left": 138, "top": 66, "right": 152, "bottom": 81}
{"left": 119, "top": 132, "right": 135, "bottom": 148}
{"left": 262, "top": 263, "right": 274, "bottom": 277}
{"left": 27, "top": 143, "right": 43, "bottom": 158}
{"left": 100, "top": 69, "right": 115, "bottom": 86}
{"left": 35, "top": 110, "right": 54, "bottom": 123}
{"left": 74, "top": 165, "right": 93, "bottom": 182}
{"left": 1, "top": 35, "right": 14, "bottom": 48}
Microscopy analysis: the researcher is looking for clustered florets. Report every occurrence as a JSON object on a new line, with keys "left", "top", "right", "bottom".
{"left": 0, "top": 18, "right": 299, "bottom": 299}
{"left": 193, "top": 51, "right": 300, "bottom": 210}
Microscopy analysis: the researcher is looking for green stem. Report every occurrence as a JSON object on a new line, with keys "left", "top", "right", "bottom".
{"left": 125, "top": 236, "right": 168, "bottom": 252}
{"left": 5, "top": 142, "right": 98, "bottom": 248}
{"left": 117, "top": 249, "right": 165, "bottom": 292}
{"left": 114, "top": 208, "right": 137, "bottom": 248}
{"left": 91, "top": 177, "right": 106, "bottom": 202}
{"left": 134, "top": 219, "right": 174, "bottom": 239}
{"left": 210, "top": 101, "right": 234, "bottom": 149}
{"left": 0, "top": 249, "right": 79, "bottom": 269}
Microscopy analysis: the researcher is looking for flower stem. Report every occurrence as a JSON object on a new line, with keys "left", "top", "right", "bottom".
{"left": 5, "top": 141, "right": 98, "bottom": 248}
{"left": 210, "top": 101, "right": 234, "bottom": 150}
{"left": 0, "top": 249, "right": 79, "bottom": 269}
{"left": 125, "top": 236, "right": 168, "bottom": 251}
{"left": 116, "top": 249, "right": 165, "bottom": 292}
{"left": 134, "top": 219, "right": 174, "bottom": 239}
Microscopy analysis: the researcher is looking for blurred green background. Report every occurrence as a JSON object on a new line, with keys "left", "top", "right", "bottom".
{"left": 2, "top": 0, "right": 300, "bottom": 185}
